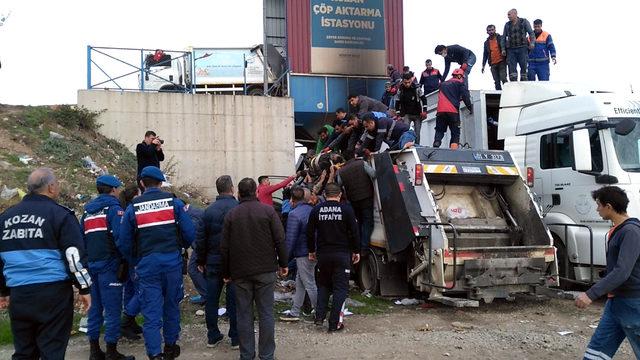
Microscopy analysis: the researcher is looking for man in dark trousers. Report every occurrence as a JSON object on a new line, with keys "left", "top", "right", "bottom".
{"left": 501, "top": 8, "right": 535, "bottom": 81}
{"left": 118, "top": 166, "right": 195, "bottom": 360}
{"left": 136, "top": 130, "right": 165, "bottom": 178}
{"left": 221, "top": 177, "right": 288, "bottom": 360}
{"left": 395, "top": 72, "right": 428, "bottom": 144}
{"left": 307, "top": 183, "right": 360, "bottom": 332}
{"left": 196, "top": 175, "right": 239, "bottom": 349}
{"left": 482, "top": 24, "right": 507, "bottom": 90}
{"left": 576, "top": 186, "right": 640, "bottom": 359}
{"left": 81, "top": 174, "right": 134, "bottom": 360}
{"left": 336, "top": 157, "right": 376, "bottom": 254}
{"left": 433, "top": 69, "right": 473, "bottom": 149}
{"left": 361, "top": 113, "right": 416, "bottom": 156}
{"left": 0, "top": 168, "right": 92, "bottom": 359}
{"left": 434, "top": 44, "right": 476, "bottom": 86}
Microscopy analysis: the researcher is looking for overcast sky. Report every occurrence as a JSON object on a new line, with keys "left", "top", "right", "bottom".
{"left": 0, "top": 1, "right": 638, "bottom": 105}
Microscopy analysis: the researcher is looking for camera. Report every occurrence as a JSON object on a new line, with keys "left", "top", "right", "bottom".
{"left": 159, "top": 139, "right": 164, "bottom": 144}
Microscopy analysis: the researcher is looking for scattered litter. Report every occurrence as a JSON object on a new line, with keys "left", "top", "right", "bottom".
{"left": 417, "top": 323, "right": 431, "bottom": 332}
{"left": 81, "top": 156, "right": 106, "bottom": 176}
{"left": 161, "top": 181, "right": 173, "bottom": 188}
{"left": 361, "top": 289, "right": 372, "bottom": 298}
{"left": 451, "top": 321, "right": 475, "bottom": 330}
{"left": 345, "top": 298, "right": 365, "bottom": 308}
{"left": 343, "top": 308, "right": 353, "bottom": 316}
{"left": 218, "top": 307, "right": 226, "bottom": 316}
{"left": 279, "top": 280, "right": 295, "bottom": 288}
{"left": 395, "top": 298, "right": 421, "bottom": 306}
{"left": 182, "top": 192, "right": 191, "bottom": 199}
{"left": 274, "top": 291, "right": 293, "bottom": 302}
{"left": 557, "top": 330, "right": 574, "bottom": 336}
{"left": 281, "top": 309, "right": 292, "bottom": 315}
{"left": 49, "top": 131, "right": 65, "bottom": 140}
{"left": 443, "top": 353, "right": 450, "bottom": 357}
{"left": 18, "top": 155, "right": 32, "bottom": 165}
{"left": 0, "top": 185, "right": 18, "bottom": 200}
{"left": 588, "top": 325, "right": 598, "bottom": 329}
{"left": 195, "top": 309, "right": 205, "bottom": 316}
{"left": 78, "top": 316, "right": 88, "bottom": 333}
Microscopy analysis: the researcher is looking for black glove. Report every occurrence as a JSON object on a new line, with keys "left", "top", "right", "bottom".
{"left": 117, "top": 260, "right": 129, "bottom": 282}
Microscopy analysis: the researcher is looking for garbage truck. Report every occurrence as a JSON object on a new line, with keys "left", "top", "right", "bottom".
{"left": 357, "top": 146, "right": 558, "bottom": 306}
{"left": 419, "top": 82, "right": 640, "bottom": 286}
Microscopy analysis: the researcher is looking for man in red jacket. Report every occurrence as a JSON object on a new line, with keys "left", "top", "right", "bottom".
{"left": 256, "top": 175, "right": 296, "bottom": 206}
{"left": 433, "top": 69, "right": 473, "bottom": 149}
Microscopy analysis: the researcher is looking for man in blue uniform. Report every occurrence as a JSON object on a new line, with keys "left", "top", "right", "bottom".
{"left": 82, "top": 175, "right": 134, "bottom": 360}
{"left": 118, "top": 166, "right": 195, "bottom": 360}
{"left": 0, "top": 168, "right": 92, "bottom": 359}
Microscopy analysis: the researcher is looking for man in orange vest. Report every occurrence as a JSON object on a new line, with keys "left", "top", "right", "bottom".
{"left": 528, "top": 19, "right": 557, "bottom": 81}
{"left": 481, "top": 24, "right": 507, "bottom": 90}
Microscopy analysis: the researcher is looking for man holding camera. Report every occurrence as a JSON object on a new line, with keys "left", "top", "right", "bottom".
{"left": 136, "top": 130, "right": 165, "bottom": 179}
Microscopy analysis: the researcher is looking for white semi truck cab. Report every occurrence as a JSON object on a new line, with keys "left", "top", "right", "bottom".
{"left": 422, "top": 82, "right": 640, "bottom": 285}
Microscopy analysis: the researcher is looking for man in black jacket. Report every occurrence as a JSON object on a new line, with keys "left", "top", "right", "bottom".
{"left": 348, "top": 94, "right": 389, "bottom": 117}
{"left": 482, "top": 24, "right": 507, "bottom": 90}
{"left": 576, "top": 186, "right": 640, "bottom": 359}
{"left": 395, "top": 72, "right": 427, "bottom": 144}
{"left": 136, "top": 130, "right": 165, "bottom": 178}
{"left": 307, "top": 183, "right": 360, "bottom": 332}
{"left": 196, "top": 175, "right": 239, "bottom": 348}
{"left": 221, "top": 178, "right": 288, "bottom": 360}
{"left": 361, "top": 113, "right": 416, "bottom": 156}
{"left": 435, "top": 44, "right": 476, "bottom": 87}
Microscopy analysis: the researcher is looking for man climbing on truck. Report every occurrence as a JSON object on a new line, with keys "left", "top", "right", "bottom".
{"left": 361, "top": 113, "right": 415, "bottom": 157}
{"left": 433, "top": 69, "right": 473, "bottom": 149}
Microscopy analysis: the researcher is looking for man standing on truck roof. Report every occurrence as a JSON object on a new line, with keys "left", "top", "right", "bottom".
{"left": 576, "top": 186, "right": 640, "bottom": 359}
{"left": 307, "top": 183, "right": 360, "bottom": 332}
{"left": 482, "top": 24, "right": 508, "bottom": 90}
{"left": 528, "top": 19, "right": 557, "bottom": 81}
{"left": 433, "top": 69, "right": 473, "bottom": 150}
{"left": 501, "top": 8, "right": 535, "bottom": 82}
{"left": 434, "top": 44, "right": 476, "bottom": 87}
{"left": 419, "top": 59, "right": 442, "bottom": 95}
{"left": 395, "top": 72, "right": 428, "bottom": 145}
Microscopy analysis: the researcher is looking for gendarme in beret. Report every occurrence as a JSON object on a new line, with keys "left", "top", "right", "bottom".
{"left": 140, "top": 166, "right": 166, "bottom": 182}
{"left": 96, "top": 174, "right": 122, "bottom": 188}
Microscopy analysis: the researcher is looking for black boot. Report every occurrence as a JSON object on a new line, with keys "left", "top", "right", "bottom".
{"left": 163, "top": 344, "right": 180, "bottom": 360}
{"left": 89, "top": 340, "right": 105, "bottom": 360}
{"left": 105, "top": 342, "right": 135, "bottom": 360}
{"left": 121, "top": 315, "right": 141, "bottom": 341}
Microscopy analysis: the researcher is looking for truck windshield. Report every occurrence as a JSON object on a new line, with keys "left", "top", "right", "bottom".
{"left": 610, "top": 118, "right": 640, "bottom": 172}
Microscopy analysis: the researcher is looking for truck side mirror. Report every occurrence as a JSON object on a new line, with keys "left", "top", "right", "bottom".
{"left": 615, "top": 118, "right": 636, "bottom": 136}
{"left": 571, "top": 129, "right": 592, "bottom": 172}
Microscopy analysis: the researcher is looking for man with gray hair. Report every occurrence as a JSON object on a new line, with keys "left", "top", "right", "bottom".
{"left": 0, "top": 168, "right": 92, "bottom": 359}
{"left": 281, "top": 186, "right": 318, "bottom": 322}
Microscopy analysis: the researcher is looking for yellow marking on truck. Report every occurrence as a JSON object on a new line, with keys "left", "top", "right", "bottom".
{"left": 424, "top": 164, "right": 458, "bottom": 174}
{"left": 486, "top": 166, "right": 518, "bottom": 176}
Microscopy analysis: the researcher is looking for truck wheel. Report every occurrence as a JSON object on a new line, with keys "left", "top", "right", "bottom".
{"left": 356, "top": 249, "right": 380, "bottom": 295}
{"left": 248, "top": 87, "right": 264, "bottom": 96}
{"left": 554, "top": 234, "right": 574, "bottom": 290}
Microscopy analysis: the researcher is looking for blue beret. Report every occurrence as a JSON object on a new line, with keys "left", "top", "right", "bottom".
{"left": 140, "top": 166, "right": 166, "bottom": 182}
{"left": 96, "top": 175, "right": 122, "bottom": 188}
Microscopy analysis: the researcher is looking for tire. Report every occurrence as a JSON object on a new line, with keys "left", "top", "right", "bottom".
{"left": 356, "top": 249, "right": 380, "bottom": 295}
{"left": 554, "top": 234, "right": 575, "bottom": 290}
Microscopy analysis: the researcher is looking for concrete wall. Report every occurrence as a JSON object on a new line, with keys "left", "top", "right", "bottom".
{"left": 77, "top": 90, "right": 295, "bottom": 197}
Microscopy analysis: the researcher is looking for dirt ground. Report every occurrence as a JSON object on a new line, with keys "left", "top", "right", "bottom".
{"left": 3, "top": 296, "right": 634, "bottom": 360}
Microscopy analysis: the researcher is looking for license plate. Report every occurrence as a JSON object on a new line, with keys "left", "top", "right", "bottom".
{"left": 473, "top": 152, "right": 505, "bottom": 162}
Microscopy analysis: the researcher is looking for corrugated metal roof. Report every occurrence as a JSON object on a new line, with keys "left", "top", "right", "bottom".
{"left": 285, "top": 0, "right": 403, "bottom": 75}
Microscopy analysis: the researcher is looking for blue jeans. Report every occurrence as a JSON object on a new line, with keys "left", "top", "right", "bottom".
{"left": 205, "top": 267, "right": 238, "bottom": 343}
{"left": 584, "top": 297, "right": 640, "bottom": 359}
{"left": 188, "top": 248, "right": 207, "bottom": 298}
{"left": 396, "top": 130, "right": 416, "bottom": 150}
{"left": 463, "top": 53, "right": 476, "bottom": 88}
{"left": 528, "top": 61, "right": 550, "bottom": 81}
{"left": 507, "top": 46, "right": 529, "bottom": 81}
